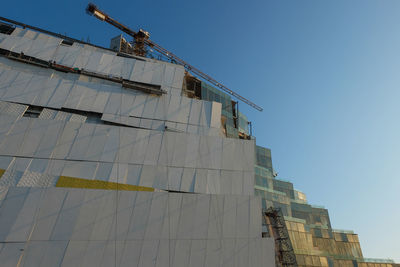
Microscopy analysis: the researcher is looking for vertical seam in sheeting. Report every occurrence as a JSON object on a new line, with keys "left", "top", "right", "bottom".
{"left": 202, "top": 195, "right": 212, "bottom": 267}
{"left": 49, "top": 119, "right": 68, "bottom": 159}
{"left": 136, "top": 192, "right": 154, "bottom": 267}
{"left": 58, "top": 239, "right": 70, "bottom": 267}
{"left": 186, "top": 193, "right": 198, "bottom": 266}
{"left": 219, "top": 195, "right": 226, "bottom": 266}
{"left": 16, "top": 187, "right": 45, "bottom": 267}
{"left": 153, "top": 235, "right": 161, "bottom": 267}
{"left": 16, "top": 119, "right": 34, "bottom": 167}
{"left": 48, "top": 189, "right": 68, "bottom": 241}
{"left": 123, "top": 191, "right": 138, "bottom": 266}
{"left": 114, "top": 70, "right": 123, "bottom": 267}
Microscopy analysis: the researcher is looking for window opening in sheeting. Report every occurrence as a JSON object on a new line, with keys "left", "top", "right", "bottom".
{"left": 23, "top": 106, "right": 43, "bottom": 118}
{"left": 184, "top": 74, "right": 202, "bottom": 99}
{"left": 61, "top": 39, "right": 74, "bottom": 46}
{"left": 0, "top": 22, "right": 15, "bottom": 35}
{"left": 60, "top": 107, "right": 101, "bottom": 123}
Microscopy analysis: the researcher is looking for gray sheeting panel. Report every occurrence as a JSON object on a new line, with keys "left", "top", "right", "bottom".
{"left": 0, "top": 187, "right": 275, "bottom": 267}
{"left": 0, "top": 114, "right": 254, "bottom": 195}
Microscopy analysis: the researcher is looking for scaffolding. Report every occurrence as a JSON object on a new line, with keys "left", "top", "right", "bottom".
{"left": 264, "top": 207, "right": 298, "bottom": 267}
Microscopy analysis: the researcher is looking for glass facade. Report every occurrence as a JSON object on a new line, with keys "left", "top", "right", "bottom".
{"left": 256, "top": 146, "right": 273, "bottom": 170}
{"left": 252, "top": 144, "right": 395, "bottom": 266}
{"left": 194, "top": 73, "right": 397, "bottom": 267}
{"left": 201, "top": 82, "right": 239, "bottom": 138}
{"left": 238, "top": 111, "right": 249, "bottom": 135}
{"left": 199, "top": 81, "right": 251, "bottom": 139}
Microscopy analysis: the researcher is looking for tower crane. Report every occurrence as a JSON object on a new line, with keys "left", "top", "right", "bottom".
{"left": 86, "top": 3, "right": 263, "bottom": 112}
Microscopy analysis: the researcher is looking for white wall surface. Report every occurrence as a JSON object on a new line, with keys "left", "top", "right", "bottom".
{"left": 0, "top": 56, "right": 221, "bottom": 131}
{"left": 0, "top": 29, "right": 274, "bottom": 266}
{"left": 0, "top": 113, "right": 255, "bottom": 194}
{"left": 0, "top": 187, "right": 275, "bottom": 267}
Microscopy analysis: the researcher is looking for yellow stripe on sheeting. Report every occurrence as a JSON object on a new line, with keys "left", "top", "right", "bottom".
{"left": 56, "top": 176, "right": 154, "bottom": 192}
{"left": 0, "top": 169, "right": 5, "bottom": 178}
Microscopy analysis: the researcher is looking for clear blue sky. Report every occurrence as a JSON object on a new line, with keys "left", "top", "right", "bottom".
{"left": 3, "top": 0, "right": 400, "bottom": 261}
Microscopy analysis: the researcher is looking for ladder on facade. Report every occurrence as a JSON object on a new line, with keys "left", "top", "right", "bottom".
{"left": 264, "top": 207, "right": 298, "bottom": 267}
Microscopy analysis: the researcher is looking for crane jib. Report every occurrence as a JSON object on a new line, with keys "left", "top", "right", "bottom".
{"left": 86, "top": 3, "right": 263, "bottom": 112}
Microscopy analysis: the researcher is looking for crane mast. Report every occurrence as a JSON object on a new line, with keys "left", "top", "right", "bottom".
{"left": 86, "top": 3, "right": 263, "bottom": 112}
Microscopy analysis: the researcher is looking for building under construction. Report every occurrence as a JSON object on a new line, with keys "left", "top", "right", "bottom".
{"left": 0, "top": 5, "right": 398, "bottom": 267}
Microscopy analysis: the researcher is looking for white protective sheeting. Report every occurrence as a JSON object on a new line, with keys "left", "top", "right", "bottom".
{"left": 0, "top": 56, "right": 221, "bottom": 131}
{"left": 0, "top": 28, "right": 275, "bottom": 266}
{"left": 0, "top": 155, "right": 253, "bottom": 196}
{"left": 0, "top": 112, "right": 254, "bottom": 195}
{"left": 0, "top": 30, "right": 185, "bottom": 89}
{"left": 0, "top": 187, "right": 275, "bottom": 267}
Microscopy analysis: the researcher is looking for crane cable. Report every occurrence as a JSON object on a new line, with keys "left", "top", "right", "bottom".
{"left": 86, "top": 3, "right": 263, "bottom": 112}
